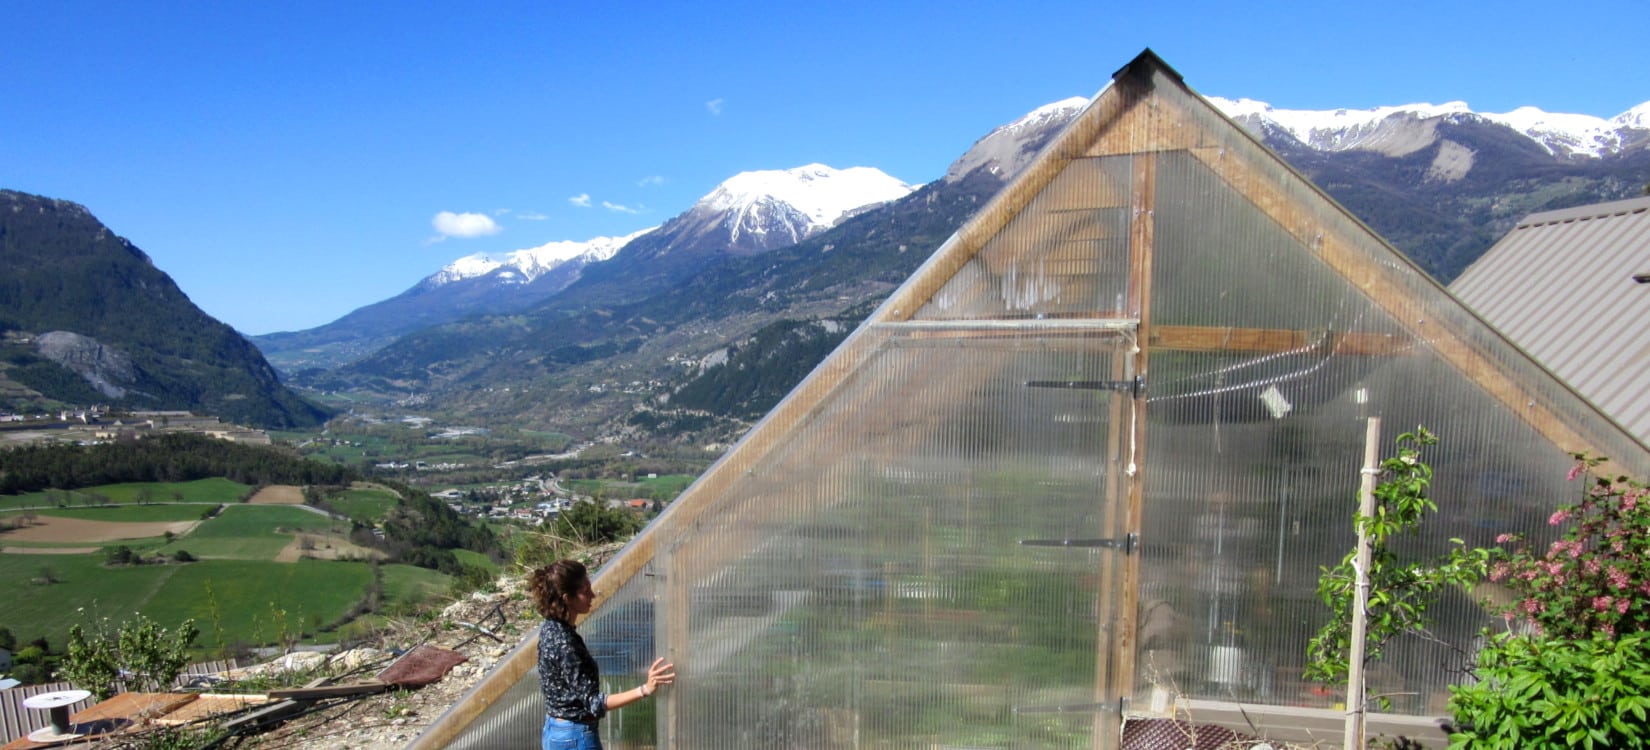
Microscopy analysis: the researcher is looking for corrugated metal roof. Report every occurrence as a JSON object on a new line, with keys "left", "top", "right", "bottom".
{"left": 1451, "top": 195, "right": 1650, "bottom": 448}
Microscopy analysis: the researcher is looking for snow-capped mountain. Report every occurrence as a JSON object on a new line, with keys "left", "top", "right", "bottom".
{"left": 944, "top": 97, "right": 1089, "bottom": 183}
{"left": 1208, "top": 96, "right": 1650, "bottom": 159}
{"left": 255, "top": 164, "right": 911, "bottom": 369}
{"left": 680, "top": 163, "right": 913, "bottom": 254}
{"left": 424, "top": 229, "right": 653, "bottom": 288}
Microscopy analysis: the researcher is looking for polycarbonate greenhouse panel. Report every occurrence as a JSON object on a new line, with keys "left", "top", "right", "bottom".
{"left": 653, "top": 327, "right": 1136, "bottom": 748}
{"left": 1130, "top": 75, "right": 1650, "bottom": 717}
{"left": 914, "top": 156, "right": 1135, "bottom": 321}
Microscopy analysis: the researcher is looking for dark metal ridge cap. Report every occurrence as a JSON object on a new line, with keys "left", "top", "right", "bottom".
{"left": 1112, "top": 47, "right": 1185, "bottom": 86}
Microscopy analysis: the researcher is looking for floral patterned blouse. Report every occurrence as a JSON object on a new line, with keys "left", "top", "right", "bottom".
{"left": 538, "top": 618, "right": 607, "bottom": 722}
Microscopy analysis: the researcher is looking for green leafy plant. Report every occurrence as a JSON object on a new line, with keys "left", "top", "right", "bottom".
{"left": 1448, "top": 631, "right": 1650, "bottom": 749}
{"left": 1483, "top": 457, "right": 1650, "bottom": 639}
{"left": 1305, "top": 428, "right": 1488, "bottom": 691}
{"left": 1447, "top": 456, "right": 1650, "bottom": 748}
{"left": 60, "top": 612, "right": 199, "bottom": 699}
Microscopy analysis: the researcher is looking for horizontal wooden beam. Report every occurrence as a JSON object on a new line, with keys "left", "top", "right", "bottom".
{"left": 1150, "top": 324, "right": 1410, "bottom": 356}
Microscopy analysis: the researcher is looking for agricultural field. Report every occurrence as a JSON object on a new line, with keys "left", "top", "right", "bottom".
{"left": 0, "top": 477, "right": 251, "bottom": 511}
{"left": 322, "top": 485, "right": 401, "bottom": 523}
{"left": 565, "top": 473, "right": 695, "bottom": 502}
{"left": 0, "top": 483, "right": 456, "bottom": 655}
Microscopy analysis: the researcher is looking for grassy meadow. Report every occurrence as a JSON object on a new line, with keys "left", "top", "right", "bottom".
{"left": 323, "top": 486, "right": 400, "bottom": 523}
{"left": 0, "top": 480, "right": 454, "bottom": 655}
{"left": 0, "top": 477, "right": 250, "bottom": 511}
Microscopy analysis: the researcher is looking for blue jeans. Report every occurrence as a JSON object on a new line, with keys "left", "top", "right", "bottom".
{"left": 543, "top": 716, "right": 601, "bottom": 750}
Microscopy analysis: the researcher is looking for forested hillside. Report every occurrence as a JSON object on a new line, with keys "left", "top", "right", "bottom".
{"left": 0, "top": 190, "right": 330, "bottom": 428}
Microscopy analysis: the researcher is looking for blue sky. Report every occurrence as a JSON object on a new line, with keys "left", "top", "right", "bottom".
{"left": 5, "top": 0, "right": 1647, "bottom": 335}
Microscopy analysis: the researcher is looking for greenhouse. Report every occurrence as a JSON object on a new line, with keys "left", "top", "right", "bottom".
{"left": 411, "top": 50, "right": 1650, "bottom": 749}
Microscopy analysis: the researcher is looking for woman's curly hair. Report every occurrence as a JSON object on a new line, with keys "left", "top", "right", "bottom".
{"left": 528, "top": 559, "right": 588, "bottom": 623}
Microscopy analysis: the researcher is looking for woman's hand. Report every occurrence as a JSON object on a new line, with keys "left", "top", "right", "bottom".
{"left": 642, "top": 656, "right": 676, "bottom": 695}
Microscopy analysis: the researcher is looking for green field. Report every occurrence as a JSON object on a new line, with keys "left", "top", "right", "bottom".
{"left": 324, "top": 487, "right": 400, "bottom": 523}
{"left": 4, "top": 504, "right": 213, "bottom": 523}
{"left": 163, "top": 505, "right": 348, "bottom": 560}
{"left": 0, "top": 552, "right": 377, "bottom": 652}
{"left": 0, "top": 478, "right": 251, "bottom": 511}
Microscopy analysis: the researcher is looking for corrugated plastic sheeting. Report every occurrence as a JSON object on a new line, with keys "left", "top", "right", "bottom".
{"left": 1130, "top": 78, "right": 1647, "bottom": 716}
{"left": 441, "top": 571, "right": 659, "bottom": 750}
{"left": 914, "top": 156, "right": 1134, "bottom": 320}
{"left": 656, "top": 329, "right": 1129, "bottom": 748}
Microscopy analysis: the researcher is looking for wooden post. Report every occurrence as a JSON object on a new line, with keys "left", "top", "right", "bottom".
{"left": 1345, "top": 417, "right": 1380, "bottom": 749}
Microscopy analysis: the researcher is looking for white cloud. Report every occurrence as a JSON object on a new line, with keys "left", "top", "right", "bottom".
{"left": 517, "top": 211, "right": 549, "bottom": 221}
{"left": 569, "top": 193, "right": 592, "bottom": 208}
{"left": 706, "top": 98, "right": 725, "bottom": 116}
{"left": 637, "top": 175, "right": 665, "bottom": 187}
{"left": 432, "top": 211, "right": 502, "bottom": 238}
{"left": 602, "top": 201, "right": 641, "bottom": 214}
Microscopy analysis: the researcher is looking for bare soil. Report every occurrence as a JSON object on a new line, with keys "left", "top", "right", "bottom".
{"left": 248, "top": 485, "right": 306, "bottom": 505}
{"left": 273, "top": 533, "right": 386, "bottom": 563}
{"left": 0, "top": 516, "right": 198, "bottom": 543}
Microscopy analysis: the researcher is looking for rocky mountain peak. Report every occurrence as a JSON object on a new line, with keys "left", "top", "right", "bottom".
{"left": 943, "top": 97, "right": 1088, "bottom": 183}
{"left": 675, "top": 164, "right": 913, "bottom": 255}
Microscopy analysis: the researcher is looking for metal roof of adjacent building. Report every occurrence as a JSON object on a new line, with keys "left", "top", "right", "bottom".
{"left": 1450, "top": 195, "right": 1650, "bottom": 449}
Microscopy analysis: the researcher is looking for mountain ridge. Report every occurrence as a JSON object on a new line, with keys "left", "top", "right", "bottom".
{"left": 280, "top": 90, "right": 1648, "bottom": 441}
{"left": 254, "top": 164, "right": 909, "bottom": 372}
{"left": 0, "top": 189, "right": 329, "bottom": 428}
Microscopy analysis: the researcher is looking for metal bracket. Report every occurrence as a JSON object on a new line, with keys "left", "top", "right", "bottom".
{"left": 1019, "top": 533, "right": 1137, "bottom": 553}
{"left": 1025, "top": 376, "right": 1145, "bottom": 398}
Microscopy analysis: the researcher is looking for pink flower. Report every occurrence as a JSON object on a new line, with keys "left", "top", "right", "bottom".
{"left": 1617, "top": 599, "right": 1630, "bottom": 614}
{"left": 1592, "top": 596, "right": 1613, "bottom": 612}
{"left": 1601, "top": 623, "right": 1616, "bottom": 637}
{"left": 1624, "top": 495, "right": 1638, "bottom": 512}
{"left": 1607, "top": 567, "right": 1630, "bottom": 590}
{"left": 1523, "top": 598, "right": 1541, "bottom": 614}
{"left": 1549, "top": 509, "right": 1571, "bottom": 525}
{"left": 1567, "top": 464, "right": 1584, "bottom": 481}
{"left": 1495, "top": 533, "right": 1516, "bottom": 544}
{"left": 1584, "top": 558, "right": 1601, "bottom": 575}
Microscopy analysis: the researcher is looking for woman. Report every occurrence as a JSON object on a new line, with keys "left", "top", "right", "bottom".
{"left": 530, "top": 559, "right": 675, "bottom": 750}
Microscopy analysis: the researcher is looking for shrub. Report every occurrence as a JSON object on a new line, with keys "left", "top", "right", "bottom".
{"left": 1448, "top": 631, "right": 1650, "bottom": 749}
{"left": 61, "top": 613, "right": 199, "bottom": 699}
{"left": 1448, "top": 457, "right": 1650, "bottom": 748}
{"left": 1484, "top": 461, "right": 1650, "bottom": 639}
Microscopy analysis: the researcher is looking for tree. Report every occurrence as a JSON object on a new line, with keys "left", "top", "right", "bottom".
{"left": 0, "top": 626, "right": 15, "bottom": 651}
{"left": 1306, "top": 428, "right": 1487, "bottom": 692}
{"left": 61, "top": 614, "right": 199, "bottom": 699}
{"left": 550, "top": 499, "right": 643, "bottom": 546}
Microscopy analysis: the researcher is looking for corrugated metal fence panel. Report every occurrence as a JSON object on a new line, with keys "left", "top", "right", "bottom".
{"left": 0, "top": 681, "right": 87, "bottom": 745}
